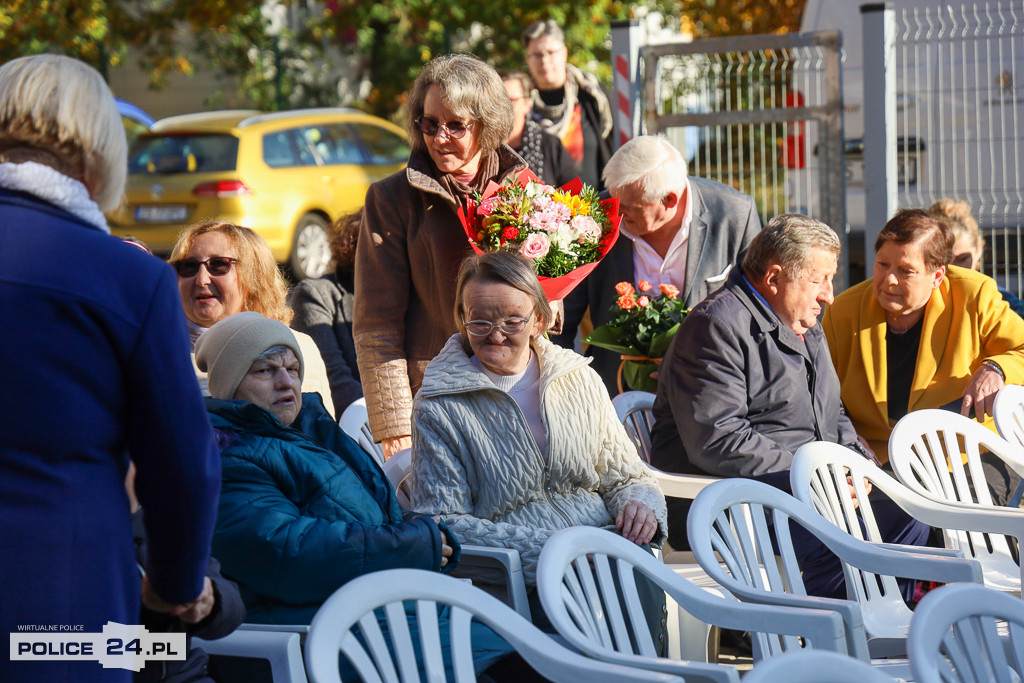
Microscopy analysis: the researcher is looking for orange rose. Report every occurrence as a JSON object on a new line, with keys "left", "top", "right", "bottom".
{"left": 638, "top": 280, "right": 653, "bottom": 292}
{"left": 638, "top": 295, "right": 650, "bottom": 307}
{"left": 617, "top": 295, "right": 635, "bottom": 310}
{"left": 659, "top": 283, "right": 680, "bottom": 299}
{"left": 615, "top": 282, "right": 635, "bottom": 296}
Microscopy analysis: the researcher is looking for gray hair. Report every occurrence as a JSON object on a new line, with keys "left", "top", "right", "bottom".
{"left": 407, "top": 54, "right": 513, "bottom": 157}
{"left": 522, "top": 20, "right": 564, "bottom": 48}
{"left": 742, "top": 214, "right": 841, "bottom": 280}
{"left": 454, "top": 251, "right": 552, "bottom": 341}
{"left": 603, "top": 135, "right": 688, "bottom": 203}
{"left": 0, "top": 54, "right": 127, "bottom": 211}
{"left": 255, "top": 344, "right": 295, "bottom": 364}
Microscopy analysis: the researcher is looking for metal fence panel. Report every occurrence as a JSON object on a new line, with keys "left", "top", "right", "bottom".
{"left": 640, "top": 31, "right": 848, "bottom": 289}
{"left": 890, "top": 2, "right": 1024, "bottom": 293}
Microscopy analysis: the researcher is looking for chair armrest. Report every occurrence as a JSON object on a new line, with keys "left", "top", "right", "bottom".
{"left": 872, "top": 543, "right": 965, "bottom": 559}
{"left": 648, "top": 467, "right": 721, "bottom": 500}
{"left": 826, "top": 538, "right": 983, "bottom": 585}
{"left": 453, "top": 545, "right": 531, "bottom": 621}
{"left": 195, "top": 629, "right": 308, "bottom": 683}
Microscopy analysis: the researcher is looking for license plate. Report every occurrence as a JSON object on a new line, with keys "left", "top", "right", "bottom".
{"left": 135, "top": 205, "right": 188, "bottom": 222}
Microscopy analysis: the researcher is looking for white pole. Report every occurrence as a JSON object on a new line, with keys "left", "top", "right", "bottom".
{"left": 861, "top": 2, "right": 897, "bottom": 255}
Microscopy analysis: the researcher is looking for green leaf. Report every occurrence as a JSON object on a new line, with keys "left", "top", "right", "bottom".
{"left": 584, "top": 324, "right": 643, "bottom": 356}
{"left": 622, "top": 360, "right": 660, "bottom": 393}
{"left": 648, "top": 322, "right": 681, "bottom": 357}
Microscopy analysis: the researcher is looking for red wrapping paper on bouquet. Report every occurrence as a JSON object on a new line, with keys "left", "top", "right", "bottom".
{"left": 458, "top": 169, "right": 620, "bottom": 302}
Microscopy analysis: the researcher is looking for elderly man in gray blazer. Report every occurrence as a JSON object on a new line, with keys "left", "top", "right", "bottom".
{"left": 551, "top": 135, "right": 761, "bottom": 396}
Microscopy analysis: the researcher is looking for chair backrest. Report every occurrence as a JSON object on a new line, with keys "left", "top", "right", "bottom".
{"left": 537, "top": 526, "right": 847, "bottom": 674}
{"left": 741, "top": 649, "right": 897, "bottom": 683}
{"left": 994, "top": 384, "right": 1024, "bottom": 449}
{"left": 612, "top": 391, "right": 656, "bottom": 463}
{"left": 889, "top": 409, "right": 1022, "bottom": 590}
{"left": 303, "top": 568, "right": 684, "bottom": 683}
{"left": 908, "top": 582, "right": 1024, "bottom": 683}
{"left": 788, "top": 442, "right": 914, "bottom": 641}
{"left": 339, "top": 398, "right": 385, "bottom": 466}
{"left": 381, "top": 448, "right": 412, "bottom": 510}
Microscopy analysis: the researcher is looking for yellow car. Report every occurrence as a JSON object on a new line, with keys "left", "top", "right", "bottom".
{"left": 108, "top": 108, "right": 410, "bottom": 279}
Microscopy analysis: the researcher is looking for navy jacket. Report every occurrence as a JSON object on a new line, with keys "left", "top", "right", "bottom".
{"left": 0, "top": 187, "right": 221, "bottom": 682}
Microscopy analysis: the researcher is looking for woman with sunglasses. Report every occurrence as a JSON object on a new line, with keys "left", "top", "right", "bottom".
{"left": 354, "top": 54, "right": 526, "bottom": 461}
{"left": 169, "top": 220, "right": 335, "bottom": 415}
{"left": 409, "top": 252, "right": 668, "bottom": 637}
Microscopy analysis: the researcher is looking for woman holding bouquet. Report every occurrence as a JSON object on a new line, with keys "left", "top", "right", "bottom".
{"left": 409, "top": 252, "right": 668, "bottom": 637}
{"left": 354, "top": 54, "right": 526, "bottom": 460}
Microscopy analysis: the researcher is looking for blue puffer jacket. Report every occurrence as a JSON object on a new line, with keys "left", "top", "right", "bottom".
{"left": 208, "top": 393, "right": 451, "bottom": 625}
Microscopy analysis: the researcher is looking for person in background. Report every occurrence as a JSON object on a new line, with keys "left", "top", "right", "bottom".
{"left": 354, "top": 53, "right": 524, "bottom": 460}
{"left": 522, "top": 19, "right": 613, "bottom": 189}
{"left": 500, "top": 70, "right": 577, "bottom": 187}
{"left": 290, "top": 209, "right": 363, "bottom": 416}
{"left": 410, "top": 252, "right": 667, "bottom": 640}
{"left": 169, "top": 220, "right": 336, "bottom": 416}
{"left": 824, "top": 208, "right": 1024, "bottom": 503}
{"left": 551, "top": 135, "right": 761, "bottom": 395}
{"left": 195, "top": 312, "right": 516, "bottom": 680}
{"left": 650, "top": 214, "right": 931, "bottom": 601}
{"left": 927, "top": 197, "right": 1024, "bottom": 317}
{"left": 0, "top": 54, "right": 220, "bottom": 683}
{"left": 125, "top": 463, "right": 245, "bottom": 683}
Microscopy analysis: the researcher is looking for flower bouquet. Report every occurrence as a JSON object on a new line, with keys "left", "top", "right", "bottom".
{"left": 458, "top": 169, "right": 620, "bottom": 301}
{"left": 584, "top": 280, "right": 689, "bottom": 393}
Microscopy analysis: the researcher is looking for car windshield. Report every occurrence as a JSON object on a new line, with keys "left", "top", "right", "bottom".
{"left": 129, "top": 134, "right": 239, "bottom": 175}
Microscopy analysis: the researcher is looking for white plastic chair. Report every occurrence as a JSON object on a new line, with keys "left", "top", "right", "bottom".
{"left": 537, "top": 526, "right": 848, "bottom": 681}
{"left": 889, "top": 409, "right": 1024, "bottom": 592}
{"left": 992, "top": 383, "right": 1024, "bottom": 507}
{"left": 303, "top": 568, "right": 685, "bottom": 683}
{"left": 741, "top": 649, "right": 897, "bottom": 683}
{"left": 383, "top": 448, "right": 531, "bottom": 621}
{"left": 791, "top": 441, "right": 1024, "bottom": 654}
{"left": 339, "top": 397, "right": 385, "bottom": 466}
{"left": 908, "top": 582, "right": 1024, "bottom": 683}
{"left": 687, "top": 478, "right": 983, "bottom": 671}
{"left": 195, "top": 624, "right": 309, "bottom": 683}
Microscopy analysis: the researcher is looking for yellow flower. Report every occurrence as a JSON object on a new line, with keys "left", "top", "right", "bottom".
{"left": 552, "top": 191, "right": 590, "bottom": 217}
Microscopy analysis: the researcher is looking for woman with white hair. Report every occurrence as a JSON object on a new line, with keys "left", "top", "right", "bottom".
{"left": 0, "top": 55, "right": 220, "bottom": 683}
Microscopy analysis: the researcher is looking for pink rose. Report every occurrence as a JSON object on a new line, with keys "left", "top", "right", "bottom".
{"left": 476, "top": 196, "right": 499, "bottom": 217}
{"left": 519, "top": 233, "right": 550, "bottom": 260}
{"left": 572, "top": 215, "right": 601, "bottom": 243}
{"left": 638, "top": 295, "right": 651, "bottom": 307}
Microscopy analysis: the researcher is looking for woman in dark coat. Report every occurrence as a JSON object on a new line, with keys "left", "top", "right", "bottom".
{"left": 290, "top": 210, "right": 363, "bottom": 416}
{"left": 0, "top": 55, "right": 220, "bottom": 683}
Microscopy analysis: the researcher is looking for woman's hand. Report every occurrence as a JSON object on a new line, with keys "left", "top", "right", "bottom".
{"left": 616, "top": 500, "right": 658, "bottom": 545}
{"left": 381, "top": 436, "right": 412, "bottom": 461}
{"left": 432, "top": 515, "right": 454, "bottom": 568}
{"left": 961, "top": 363, "right": 1004, "bottom": 421}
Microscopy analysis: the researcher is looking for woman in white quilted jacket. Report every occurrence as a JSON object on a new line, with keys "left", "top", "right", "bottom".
{"left": 409, "top": 251, "right": 668, "bottom": 635}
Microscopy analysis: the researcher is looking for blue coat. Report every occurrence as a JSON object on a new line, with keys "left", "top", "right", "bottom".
{"left": 0, "top": 187, "right": 221, "bottom": 682}
{"left": 208, "top": 394, "right": 513, "bottom": 676}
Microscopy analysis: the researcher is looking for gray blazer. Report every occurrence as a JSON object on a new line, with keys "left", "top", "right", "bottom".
{"left": 551, "top": 176, "right": 761, "bottom": 395}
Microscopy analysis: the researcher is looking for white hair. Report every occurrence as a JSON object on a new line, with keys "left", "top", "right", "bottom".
{"left": 0, "top": 55, "right": 127, "bottom": 211}
{"left": 602, "top": 135, "right": 688, "bottom": 204}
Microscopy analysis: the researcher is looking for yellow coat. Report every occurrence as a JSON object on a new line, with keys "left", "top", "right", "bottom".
{"left": 822, "top": 266, "right": 1024, "bottom": 463}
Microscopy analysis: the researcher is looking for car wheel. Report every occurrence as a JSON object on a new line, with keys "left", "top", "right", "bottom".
{"left": 290, "top": 213, "right": 332, "bottom": 280}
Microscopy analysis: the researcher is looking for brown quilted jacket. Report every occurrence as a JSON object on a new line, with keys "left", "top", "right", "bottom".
{"left": 353, "top": 146, "right": 526, "bottom": 441}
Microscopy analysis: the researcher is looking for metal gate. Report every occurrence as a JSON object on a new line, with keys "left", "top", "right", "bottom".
{"left": 632, "top": 31, "right": 847, "bottom": 288}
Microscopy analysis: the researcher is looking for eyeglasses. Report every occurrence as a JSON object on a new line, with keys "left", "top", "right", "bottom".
{"left": 462, "top": 313, "right": 534, "bottom": 337}
{"left": 414, "top": 116, "right": 472, "bottom": 139}
{"left": 173, "top": 256, "right": 239, "bottom": 278}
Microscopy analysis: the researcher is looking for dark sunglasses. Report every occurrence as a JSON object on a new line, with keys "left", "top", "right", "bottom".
{"left": 414, "top": 116, "right": 472, "bottom": 139}
{"left": 173, "top": 256, "right": 239, "bottom": 278}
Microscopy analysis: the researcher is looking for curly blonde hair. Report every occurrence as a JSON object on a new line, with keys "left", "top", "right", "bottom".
{"left": 170, "top": 221, "right": 293, "bottom": 325}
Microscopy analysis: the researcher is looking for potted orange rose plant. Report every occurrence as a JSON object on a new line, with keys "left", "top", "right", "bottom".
{"left": 584, "top": 280, "right": 688, "bottom": 393}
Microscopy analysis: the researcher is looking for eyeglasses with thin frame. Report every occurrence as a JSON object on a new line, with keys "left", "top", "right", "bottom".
{"left": 173, "top": 256, "right": 240, "bottom": 278}
{"left": 414, "top": 116, "right": 472, "bottom": 139}
{"left": 462, "top": 312, "right": 534, "bottom": 337}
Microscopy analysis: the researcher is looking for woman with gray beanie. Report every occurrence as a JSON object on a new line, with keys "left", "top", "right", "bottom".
{"left": 196, "top": 312, "right": 515, "bottom": 678}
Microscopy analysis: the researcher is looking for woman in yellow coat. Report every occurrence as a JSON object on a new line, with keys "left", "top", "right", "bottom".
{"left": 823, "top": 209, "right": 1024, "bottom": 501}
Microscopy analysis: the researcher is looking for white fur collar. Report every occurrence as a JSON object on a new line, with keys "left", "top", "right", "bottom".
{"left": 0, "top": 161, "right": 110, "bottom": 233}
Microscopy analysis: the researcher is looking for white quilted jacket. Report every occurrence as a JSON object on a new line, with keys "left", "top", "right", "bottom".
{"left": 409, "top": 334, "right": 667, "bottom": 584}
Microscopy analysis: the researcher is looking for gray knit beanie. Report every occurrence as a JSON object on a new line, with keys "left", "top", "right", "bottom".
{"left": 194, "top": 312, "right": 304, "bottom": 400}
